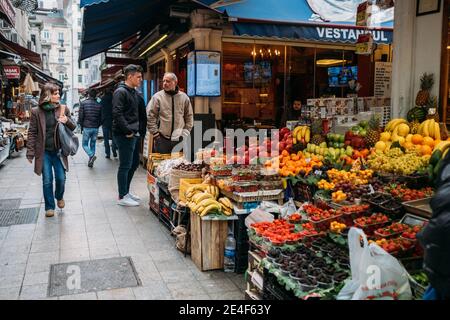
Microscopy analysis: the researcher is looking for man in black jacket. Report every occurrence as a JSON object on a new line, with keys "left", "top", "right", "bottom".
{"left": 112, "top": 64, "right": 145, "bottom": 207}
{"left": 101, "top": 88, "right": 117, "bottom": 158}
{"left": 417, "top": 152, "right": 450, "bottom": 300}
{"left": 79, "top": 89, "right": 102, "bottom": 167}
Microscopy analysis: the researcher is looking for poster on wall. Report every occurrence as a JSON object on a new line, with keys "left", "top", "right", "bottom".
{"left": 187, "top": 51, "right": 221, "bottom": 97}
{"left": 374, "top": 62, "right": 392, "bottom": 97}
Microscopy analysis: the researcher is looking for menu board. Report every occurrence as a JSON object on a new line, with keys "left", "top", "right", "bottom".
{"left": 374, "top": 62, "right": 392, "bottom": 97}
{"left": 187, "top": 51, "right": 221, "bottom": 97}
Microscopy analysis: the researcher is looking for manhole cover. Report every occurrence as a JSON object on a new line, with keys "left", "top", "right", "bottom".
{"left": 0, "top": 199, "right": 21, "bottom": 210}
{"left": 48, "top": 257, "right": 141, "bottom": 297}
{"left": 0, "top": 207, "right": 39, "bottom": 227}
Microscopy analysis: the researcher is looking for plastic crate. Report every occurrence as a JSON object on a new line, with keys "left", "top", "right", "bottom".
{"left": 354, "top": 219, "right": 391, "bottom": 236}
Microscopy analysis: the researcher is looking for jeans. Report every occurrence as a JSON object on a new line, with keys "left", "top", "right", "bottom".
{"left": 82, "top": 127, "right": 99, "bottom": 158}
{"left": 114, "top": 135, "right": 140, "bottom": 198}
{"left": 102, "top": 126, "right": 117, "bottom": 157}
{"left": 42, "top": 151, "right": 66, "bottom": 211}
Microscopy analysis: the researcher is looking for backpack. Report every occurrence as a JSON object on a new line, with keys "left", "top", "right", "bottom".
{"left": 57, "top": 105, "right": 79, "bottom": 157}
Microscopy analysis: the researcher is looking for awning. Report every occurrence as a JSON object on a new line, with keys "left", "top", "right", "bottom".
{"left": 0, "top": 0, "right": 15, "bottom": 26}
{"left": 0, "top": 33, "right": 41, "bottom": 65}
{"left": 195, "top": 0, "right": 394, "bottom": 44}
{"left": 80, "top": 0, "right": 177, "bottom": 61}
{"left": 24, "top": 62, "right": 63, "bottom": 88}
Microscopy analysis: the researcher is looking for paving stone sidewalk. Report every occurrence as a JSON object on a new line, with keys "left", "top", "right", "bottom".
{"left": 0, "top": 138, "right": 245, "bottom": 300}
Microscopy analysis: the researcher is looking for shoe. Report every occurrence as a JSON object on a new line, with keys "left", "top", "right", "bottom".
{"left": 117, "top": 196, "right": 139, "bottom": 207}
{"left": 127, "top": 193, "right": 141, "bottom": 202}
{"left": 88, "top": 155, "right": 97, "bottom": 167}
{"left": 57, "top": 199, "right": 65, "bottom": 209}
{"left": 45, "top": 210, "right": 55, "bottom": 217}
{"left": 113, "top": 152, "right": 118, "bottom": 158}
{"left": 105, "top": 155, "right": 111, "bottom": 159}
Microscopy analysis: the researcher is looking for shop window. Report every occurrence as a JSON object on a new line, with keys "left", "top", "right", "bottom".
{"left": 85, "top": 61, "right": 89, "bottom": 69}
{"left": 59, "top": 73, "right": 65, "bottom": 82}
{"left": 78, "top": 75, "right": 82, "bottom": 83}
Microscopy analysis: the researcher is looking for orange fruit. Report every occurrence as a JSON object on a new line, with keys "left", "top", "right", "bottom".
{"left": 403, "top": 142, "right": 414, "bottom": 150}
{"left": 423, "top": 137, "right": 435, "bottom": 147}
{"left": 282, "top": 150, "right": 289, "bottom": 157}
{"left": 412, "top": 134, "right": 424, "bottom": 145}
{"left": 421, "top": 145, "right": 432, "bottom": 155}
{"left": 434, "top": 139, "right": 441, "bottom": 148}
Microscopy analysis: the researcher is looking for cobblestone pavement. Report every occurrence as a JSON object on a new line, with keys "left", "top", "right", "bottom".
{"left": 0, "top": 138, "right": 246, "bottom": 300}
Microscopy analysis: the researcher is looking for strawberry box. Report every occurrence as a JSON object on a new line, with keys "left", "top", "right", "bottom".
{"left": 354, "top": 213, "right": 390, "bottom": 236}
{"left": 309, "top": 213, "right": 343, "bottom": 232}
{"left": 374, "top": 223, "right": 411, "bottom": 239}
{"left": 337, "top": 204, "right": 371, "bottom": 226}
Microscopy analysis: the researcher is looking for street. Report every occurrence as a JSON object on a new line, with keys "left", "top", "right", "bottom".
{"left": 0, "top": 138, "right": 245, "bottom": 300}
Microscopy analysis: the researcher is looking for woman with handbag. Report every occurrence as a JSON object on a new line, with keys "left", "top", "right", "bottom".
{"left": 26, "top": 83, "right": 76, "bottom": 217}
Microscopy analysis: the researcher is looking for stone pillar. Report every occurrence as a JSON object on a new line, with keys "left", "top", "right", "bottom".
{"left": 160, "top": 48, "right": 173, "bottom": 73}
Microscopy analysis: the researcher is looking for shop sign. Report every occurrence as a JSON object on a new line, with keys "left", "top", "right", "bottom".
{"left": 315, "top": 27, "right": 389, "bottom": 43}
{"left": 0, "top": 0, "right": 15, "bottom": 26}
{"left": 3, "top": 66, "right": 20, "bottom": 79}
{"left": 356, "top": 33, "right": 374, "bottom": 55}
{"left": 356, "top": 1, "right": 369, "bottom": 26}
{"left": 374, "top": 62, "right": 392, "bottom": 98}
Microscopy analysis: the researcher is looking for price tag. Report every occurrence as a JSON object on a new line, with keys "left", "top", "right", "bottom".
{"left": 251, "top": 271, "right": 264, "bottom": 290}
{"left": 314, "top": 170, "right": 323, "bottom": 176}
{"left": 368, "top": 184, "right": 375, "bottom": 194}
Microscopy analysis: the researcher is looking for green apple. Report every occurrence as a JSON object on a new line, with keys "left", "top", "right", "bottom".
{"left": 339, "top": 135, "right": 345, "bottom": 143}
{"left": 359, "top": 130, "right": 367, "bottom": 137}
{"left": 320, "top": 142, "right": 327, "bottom": 149}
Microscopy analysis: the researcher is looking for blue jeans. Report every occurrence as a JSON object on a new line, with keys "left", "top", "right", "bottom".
{"left": 82, "top": 127, "right": 99, "bottom": 158}
{"left": 42, "top": 151, "right": 66, "bottom": 211}
{"left": 102, "top": 126, "right": 117, "bottom": 157}
{"left": 114, "top": 135, "right": 140, "bottom": 198}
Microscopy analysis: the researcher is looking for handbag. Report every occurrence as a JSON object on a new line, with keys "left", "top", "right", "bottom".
{"left": 57, "top": 105, "right": 79, "bottom": 157}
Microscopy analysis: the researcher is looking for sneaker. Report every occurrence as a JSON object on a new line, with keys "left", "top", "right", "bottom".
{"left": 105, "top": 155, "right": 111, "bottom": 159}
{"left": 113, "top": 152, "right": 118, "bottom": 158}
{"left": 88, "top": 155, "right": 97, "bottom": 167}
{"left": 127, "top": 193, "right": 141, "bottom": 202}
{"left": 57, "top": 199, "right": 65, "bottom": 209}
{"left": 45, "top": 210, "right": 55, "bottom": 217}
{"left": 117, "top": 196, "right": 139, "bottom": 207}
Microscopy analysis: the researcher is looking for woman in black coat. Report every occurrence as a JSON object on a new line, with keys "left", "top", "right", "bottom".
{"left": 417, "top": 153, "right": 450, "bottom": 300}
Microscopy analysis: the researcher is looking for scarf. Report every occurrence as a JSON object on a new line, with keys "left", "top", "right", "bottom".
{"left": 165, "top": 86, "right": 179, "bottom": 96}
{"left": 41, "top": 103, "right": 56, "bottom": 111}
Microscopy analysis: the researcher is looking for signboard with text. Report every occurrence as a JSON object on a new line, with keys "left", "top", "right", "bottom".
{"left": 3, "top": 66, "right": 20, "bottom": 79}
{"left": 374, "top": 62, "right": 392, "bottom": 98}
{"left": 187, "top": 51, "right": 221, "bottom": 97}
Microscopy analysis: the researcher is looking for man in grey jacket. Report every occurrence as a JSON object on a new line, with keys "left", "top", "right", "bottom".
{"left": 147, "top": 72, "right": 193, "bottom": 154}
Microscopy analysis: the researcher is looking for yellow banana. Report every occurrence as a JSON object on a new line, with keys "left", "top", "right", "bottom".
{"left": 292, "top": 126, "right": 302, "bottom": 139}
{"left": 391, "top": 126, "right": 399, "bottom": 141}
{"left": 418, "top": 121, "right": 425, "bottom": 135}
{"left": 219, "top": 197, "right": 233, "bottom": 210}
{"left": 428, "top": 119, "right": 435, "bottom": 138}
{"left": 305, "top": 128, "right": 311, "bottom": 143}
{"left": 435, "top": 123, "right": 441, "bottom": 141}
{"left": 194, "top": 193, "right": 214, "bottom": 204}
{"left": 438, "top": 141, "right": 450, "bottom": 153}
{"left": 200, "top": 204, "right": 221, "bottom": 216}
{"left": 192, "top": 198, "right": 218, "bottom": 213}
{"left": 423, "top": 120, "right": 430, "bottom": 137}
{"left": 386, "top": 119, "right": 406, "bottom": 132}
{"left": 223, "top": 208, "right": 233, "bottom": 216}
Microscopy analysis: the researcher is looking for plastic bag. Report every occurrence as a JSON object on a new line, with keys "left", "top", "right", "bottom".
{"left": 280, "top": 198, "right": 297, "bottom": 219}
{"left": 337, "top": 227, "right": 412, "bottom": 300}
{"left": 154, "top": 158, "right": 187, "bottom": 183}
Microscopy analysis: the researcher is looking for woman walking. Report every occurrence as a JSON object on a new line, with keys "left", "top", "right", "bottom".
{"left": 26, "top": 83, "right": 76, "bottom": 217}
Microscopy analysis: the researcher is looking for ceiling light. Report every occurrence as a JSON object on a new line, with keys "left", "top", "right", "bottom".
{"left": 316, "top": 59, "right": 348, "bottom": 67}
{"left": 139, "top": 34, "right": 168, "bottom": 58}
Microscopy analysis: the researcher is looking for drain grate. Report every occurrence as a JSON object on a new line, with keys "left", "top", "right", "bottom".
{"left": 0, "top": 199, "right": 21, "bottom": 210}
{"left": 0, "top": 207, "right": 39, "bottom": 227}
{"left": 48, "top": 257, "right": 141, "bottom": 297}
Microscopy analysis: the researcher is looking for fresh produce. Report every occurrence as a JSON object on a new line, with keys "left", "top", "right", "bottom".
{"left": 332, "top": 190, "right": 347, "bottom": 203}
{"left": 411, "top": 272, "right": 429, "bottom": 287}
{"left": 218, "top": 197, "right": 233, "bottom": 216}
{"left": 326, "top": 133, "right": 346, "bottom": 149}
{"left": 330, "top": 221, "right": 346, "bottom": 234}
{"left": 173, "top": 163, "right": 204, "bottom": 171}
{"left": 327, "top": 169, "right": 373, "bottom": 185}
{"left": 310, "top": 120, "right": 325, "bottom": 145}
{"left": 365, "top": 114, "right": 382, "bottom": 148}
{"left": 277, "top": 150, "right": 323, "bottom": 177}
{"left": 292, "top": 125, "right": 311, "bottom": 144}
{"left": 289, "top": 213, "right": 302, "bottom": 223}
{"left": 185, "top": 184, "right": 229, "bottom": 216}
{"left": 304, "top": 142, "right": 354, "bottom": 164}
{"left": 317, "top": 179, "right": 335, "bottom": 190}
{"left": 371, "top": 238, "right": 402, "bottom": 254}
{"left": 279, "top": 127, "right": 294, "bottom": 154}
{"left": 417, "top": 119, "right": 441, "bottom": 140}
{"left": 345, "top": 130, "right": 366, "bottom": 150}
{"left": 415, "top": 73, "right": 434, "bottom": 107}
{"left": 354, "top": 213, "right": 390, "bottom": 234}
{"left": 375, "top": 223, "right": 410, "bottom": 238}
{"left": 368, "top": 148, "right": 429, "bottom": 175}
{"left": 385, "top": 185, "right": 434, "bottom": 202}
{"left": 402, "top": 225, "right": 425, "bottom": 240}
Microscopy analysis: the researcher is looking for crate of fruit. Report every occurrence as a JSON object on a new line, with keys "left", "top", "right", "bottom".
{"left": 354, "top": 213, "right": 390, "bottom": 236}
{"left": 373, "top": 223, "right": 411, "bottom": 240}
{"left": 337, "top": 204, "right": 371, "bottom": 226}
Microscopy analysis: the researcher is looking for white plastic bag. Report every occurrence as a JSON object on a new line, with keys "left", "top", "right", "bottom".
{"left": 337, "top": 227, "right": 412, "bottom": 300}
{"left": 280, "top": 198, "right": 297, "bottom": 219}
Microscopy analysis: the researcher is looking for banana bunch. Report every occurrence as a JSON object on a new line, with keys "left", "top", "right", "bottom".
{"left": 292, "top": 126, "right": 310, "bottom": 144}
{"left": 185, "top": 184, "right": 209, "bottom": 201}
{"left": 418, "top": 119, "right": 441, "bottom": 140}
{"left": 218, "top": 197, "right": 233, "bottom": 216}
{"left": 206, "top": 185, "right": 220, "bottom": 199}
{"left": 385, "top": 118, "right": 408, "bottom": 133}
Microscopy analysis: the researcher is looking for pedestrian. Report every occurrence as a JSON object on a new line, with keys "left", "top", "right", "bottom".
{"left": 26, "top": 83, "right": 76, "bottom": 217}
{"left": 112, "top": 64, "right": 146, "bottom": 207}
{"left": 78, "top": 89, "right": 102, "bottom": 167}
{"left": 147, "top": 72, "right": 193, "bottom": 154}
{"left": 417, "top": 152, "right": 450, "bottom": 300}
{"left": 100, "top": 87, "right": 118, "bottom": 158}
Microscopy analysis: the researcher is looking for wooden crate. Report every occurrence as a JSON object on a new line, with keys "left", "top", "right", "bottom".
{"left": 190, "top": 213, "right": 229, "bottom": 271}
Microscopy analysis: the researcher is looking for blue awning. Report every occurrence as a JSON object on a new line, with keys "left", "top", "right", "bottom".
{"left": 80, "top": 0, "right": 175, "bottom": 61}
{"left": 80, "top": 0, "right": 110, "bottom": 8}
{"left": 195, "top": 0, "right": 394, "bottom": 43}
